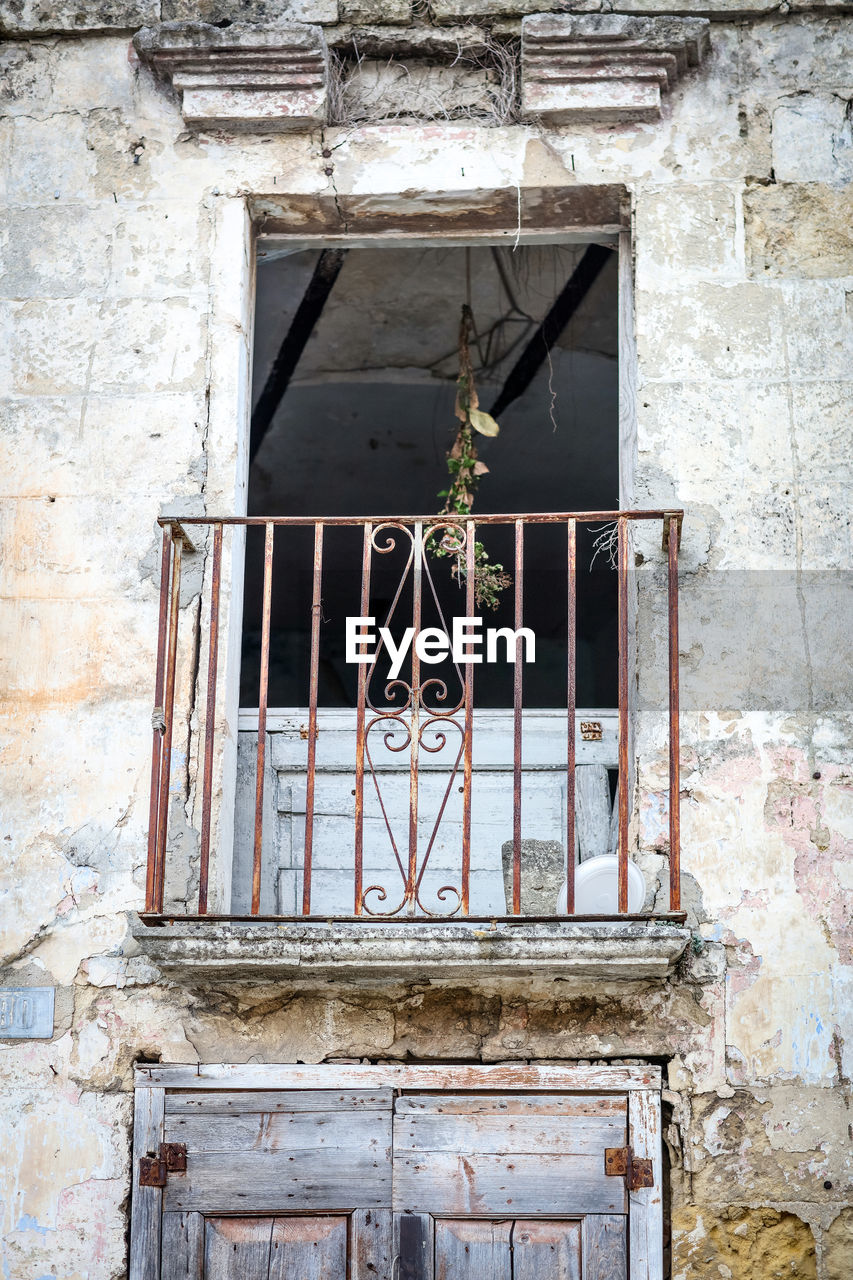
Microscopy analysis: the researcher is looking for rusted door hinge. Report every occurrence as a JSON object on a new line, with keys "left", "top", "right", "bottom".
{"left": 138, "top": 1143, "right": 187, "bottom": 1188}
{"left": 605, "top": 1146, "right": 654, "bottom": 1190}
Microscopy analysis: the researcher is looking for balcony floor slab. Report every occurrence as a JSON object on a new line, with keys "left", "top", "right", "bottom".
{"left": 130, "top": 916, "right": 690, "bottom": 983}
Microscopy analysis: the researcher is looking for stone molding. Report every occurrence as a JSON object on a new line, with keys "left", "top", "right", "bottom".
{"left": 133, "top": 15, "right": 710, "bottom": 131}
{"left": 521, "top": 14, "right": 711, "bottom": 123}
{"left": 133, "top": 21, "right": 328, "bottom": 131}
{"left": 130, "top": 915, "right": 690, "bottom": 982}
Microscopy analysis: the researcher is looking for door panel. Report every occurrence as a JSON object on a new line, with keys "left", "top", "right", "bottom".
{"left": 433, "top": 1219, "right": 583, "bottom": 1280}
{"left": 352, "top": 1208, "right": 394, "bottom": 1280}
{"left": 514, "top": 1221, "right": 583, "bottom": 1280}
{"left": 204, "top": 1218, "right": 273, "bottom": 1279}
{"left": 165, "top": 1215, "right": 349, "bottom": 1280}
{"left": 434, "top": 1219, "right": 513, "bottom": 1279}
{"left": 582, "top": 1216, "right": 628, "bottom": 1280}
{"left": 393, "top": 1094, "right": 627, "bottom": 1217}
{"left": 168, "top": 1110, "right": 384, "bottom": 1156}
{"left": 394, "top": 1152, "right": 624, "bottom": 1216}
{"left": 269, "top": 1217, "right": 348, "bottom": 1280}
{"left": 163, "top": 1089, "right": 393, "bottom": 1214}
{"left": 162, "top": 1211, "right": 203, "bottom": 1280}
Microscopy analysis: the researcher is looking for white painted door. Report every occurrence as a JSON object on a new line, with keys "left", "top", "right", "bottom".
{"left": 233, "top": 708, "right": 618, "bottom": 915}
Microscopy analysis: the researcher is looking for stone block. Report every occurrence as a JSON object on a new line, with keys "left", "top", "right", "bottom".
{"left": 740, "top": 19, "right": 853, "bottom": 96}
{"left": 8, "top": 296, "right": 206, "bottom": 395}
{"left": 672, "top": 1205, "right": 817, "bottom": 1280}
{"left": 0, "top": 597, "right": 156, "bottom": 702}
{"left": 635, "top": 282, "right": 787, "bottom": 381}
{"left": 0, "top": 118, "right": 12, "bottom": 204}
{"left": 634, "top": 183, "right": 739, "bottom": 283}
{"left": 686, "top": 1087, "right": 851, "bottom": 1202}
{"left": 779, "top": 279, "right": 853, "bottom": 380}
{"left": 7, "top": 298, "right": 95, "bottom": 396}
{"left": 134, "top": 21, "right": 328, "bottom": 132}
{"left": 772, "top": 92, "right": 853, "bottom": 184}
{"left": 93, "top": 296, "right": 208, "bottom": 392}
{"left": 8, "top": 114, "right": 96, "bottom": 203}
{"left": 521, "top": 13, "right": 710, "bottom": 124}
{"left": 437, "top": 0, "right": 776, "bottom": 12}
{"left": 0, "top": 0, "right": 157, "bottom": 34}
{"left": 744, "top": 183, "right": 853, "bottom": 279}
{"left": 637, "top": 380, "right": 797, "bottom": 561}
{"left": 162, "top": 0, "right": 338, "bottom": 20}
{"left": 790, "top": 381, "right": 853, "bottom": 569}
{"left": 1, "top": 37, "right": 135, "bottom": 119}
{"left": 501, "top": 839, "right": 565, "bottom": 913}
{"left": 339, "top": 0, "right": 409, "bottom": 21}
{"left": 0, "top": 41, "right": 56, "bottom": 117}
{"left": 131, "top": 917, "right": 691, "bottom": 982}
{"left": 109, "top": 201, "right": 210, "bottom": 298}
{"left": 0, "top": 206, "right": 113, "bottom": 299}
{"left": 824, "top": 1208, "right": 853, "bottom": 1280}
{"left": 432, "top": 0, "right": 546, "bottom": 16}
{"left": 0, "top": 393, "right": 205, "bottom": 498}
{"left": 0, "top": 496, "right": 173, "bottom": 602}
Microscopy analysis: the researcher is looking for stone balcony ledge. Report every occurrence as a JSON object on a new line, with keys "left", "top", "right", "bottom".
{"left": 130, "top": 915, "right": 690, "bottom": 983}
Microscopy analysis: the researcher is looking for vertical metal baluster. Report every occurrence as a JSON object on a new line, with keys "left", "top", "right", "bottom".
{"left": 154, "top": 527, "right": 183, "bottom": 914}
{"left": 461, "top": 519, "right": 475, "bottom": 915}
{"left": 354, "top": 523, "right": 372, "bottom": 915}
{"left": 617, "top": 515, "right": 629, "bottom": 914}
{"left": 512, "top": 519, "right": 524, "bottom": 915}
{"left": 145, "top": 527, "right": 172, "bottom": 913}
{"left": 302, "top": 522, "right": 324, "bottom": 916}
{"left": 566, "top": 518, "right": 577, "bottom": 915}
{"left": 668, "top": 516, "right": 681, "bottom": 912}
{"left": 252, "top": 521, "right": 274, "bottom": 916}
{"left": 407, "top": 521, "right": 423, "bottom": 915}
{"left": 197, "top": 523, "right": 222, "bottom": 915}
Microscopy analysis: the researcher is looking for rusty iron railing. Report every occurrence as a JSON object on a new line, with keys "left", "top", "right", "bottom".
{"left": 143, "top": 511, "right": 683, "bottom": 922}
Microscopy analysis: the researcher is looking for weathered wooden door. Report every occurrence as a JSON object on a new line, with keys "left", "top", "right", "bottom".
{"left": 233, "top": 708, "right": 619, "bottom": 915}
{"left": 131, "top": 1065, "right": 660, "bottom": 1280}
{"left": 394, "top": 1094, "right": 627, "bottom": 1279}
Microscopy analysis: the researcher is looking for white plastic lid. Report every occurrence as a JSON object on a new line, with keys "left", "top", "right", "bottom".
{"left": 556, "top": 854, "right": 646, "bottom": 915}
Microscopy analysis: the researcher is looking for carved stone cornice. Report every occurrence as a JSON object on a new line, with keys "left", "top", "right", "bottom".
{"left": 521, "top": 14, "right": 711, "bottom": 124}
{"left": 133, "top": 21, "right": 328, "bottom": 132}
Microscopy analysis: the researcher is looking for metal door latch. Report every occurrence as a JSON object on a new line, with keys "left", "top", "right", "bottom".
{"left": 605, "top": 1147, "right": 654, "bottom": 1190}
{"left": 138, "top": 1143, "right": 187, "bottom": 1187}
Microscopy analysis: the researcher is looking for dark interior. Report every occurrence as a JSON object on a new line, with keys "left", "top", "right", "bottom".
{"left": 241, "top": 241, "right": 619, "bottom": 709}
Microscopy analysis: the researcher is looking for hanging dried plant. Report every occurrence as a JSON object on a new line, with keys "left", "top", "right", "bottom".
{"left": 434, "top": 304, "right": 511, "bottom": 610}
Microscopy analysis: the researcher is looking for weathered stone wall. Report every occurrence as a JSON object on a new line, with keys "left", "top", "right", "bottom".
{"left": 1, "top": 5, "right": 851, "bottom": 1279}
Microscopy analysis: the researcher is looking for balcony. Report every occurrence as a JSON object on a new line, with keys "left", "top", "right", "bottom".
{"left": 133, "top": 510, "right": 689, "bottom": 981}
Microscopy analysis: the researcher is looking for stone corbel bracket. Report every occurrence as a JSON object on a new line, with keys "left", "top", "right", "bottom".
{"left": 133, "top": 22, "right": 328, "bottom": 132}
{"left": 521, "top": 15, "right": 711, "bottom": 124}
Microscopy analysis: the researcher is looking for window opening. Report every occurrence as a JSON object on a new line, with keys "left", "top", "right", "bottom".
{"left": 241, "top": 240, "right": 619, "bottom": 712}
